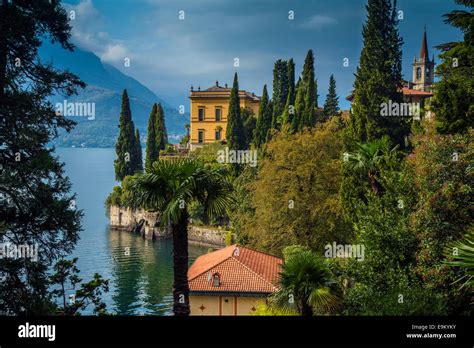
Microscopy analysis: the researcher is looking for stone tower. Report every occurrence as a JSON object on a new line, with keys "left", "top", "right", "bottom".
{"left": 412, "top": 27, "right": 435, "bottom": 92}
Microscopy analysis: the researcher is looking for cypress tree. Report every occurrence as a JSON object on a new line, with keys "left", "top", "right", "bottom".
{"left": 226, "top": 73, "right": 245, "bottom": 153}
{"left": 292, "top": 77, "right": 305, "bottom": 131}
{"left": 145, "top": 103, "right": 158, "bottom": 170}
{"left": 155, "top": 103, "right": 168, "bottom": 151}
{"left": 254, "top": 85, "right": 271, "bottom": 147}
{"left": 346, "top": 0, "right": 407, "bottom": 146}
{"left": 302, "top": 50, "right": 316, "bottom": 128}
{"left": 314, "top": 78, "right": 319, "bottom": 108}
{"left": 114, "top": 89, "right": 140, "bottom": 181}
{"left": 272, "top": 59, "right": 289, "bottom": 130}
{"left": 323, "top": 74, "right": 340, "bottom": 118}
{"left": 135, "top": 128, "right": 143, "bottom": 171}
{"left": 281, "top": 59, "right": 296, "bottom": 127}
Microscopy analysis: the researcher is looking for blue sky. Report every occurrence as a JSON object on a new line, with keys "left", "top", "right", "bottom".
{"left": 62, "top": 0, "right": 464, "bottom": 110}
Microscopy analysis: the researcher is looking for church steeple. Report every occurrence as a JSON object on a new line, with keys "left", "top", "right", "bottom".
{"left": 412, "top": 27, "right": 435, "bottom": 92}
{"left": 420, "top": 26, "right": 429, "bottom": 60}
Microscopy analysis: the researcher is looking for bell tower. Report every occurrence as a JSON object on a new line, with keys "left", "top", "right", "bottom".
{"left": 412, "top": 27, "right": 435, "bottom": 92}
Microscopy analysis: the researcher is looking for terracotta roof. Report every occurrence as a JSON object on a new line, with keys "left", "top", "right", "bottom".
{"left": 188, "top": 245, "right": 283, "bottom": 294}
{"left": 402, "top": 87, "right": 433, "bottom": 96}
{"left": 190, "top": 83, "right": 260, "bottom": 101}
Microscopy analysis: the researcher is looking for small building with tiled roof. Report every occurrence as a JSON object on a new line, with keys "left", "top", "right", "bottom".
{"left": 188, "top": 81, "right": 260, "bottom": 151}
{"left": 188, "top": 244, "right": 283, "bottom": 316}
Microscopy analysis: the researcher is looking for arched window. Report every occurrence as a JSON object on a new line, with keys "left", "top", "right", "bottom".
{"left": 416, "top": 67, "right": 422, "bottom": 80}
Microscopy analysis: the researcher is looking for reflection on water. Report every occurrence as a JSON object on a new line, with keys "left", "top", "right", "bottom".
{"left": 56, "top": 148, "right": 208, "bottom": 315}
{"left": 108, "top": 229, "right": 206, "bottom": 315}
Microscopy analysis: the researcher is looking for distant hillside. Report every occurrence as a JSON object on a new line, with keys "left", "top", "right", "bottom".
{"left": 40, "top": 42, "right": 187, "bottom": 147}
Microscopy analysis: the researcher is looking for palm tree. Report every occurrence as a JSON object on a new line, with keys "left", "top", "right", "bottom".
{"left": 345, "top": 136, "right": 399, "bottom": 196}
{"left": 270, "top": 250, "right": 338, "bottom": 316}
{"left": 446, "top": 232, "right": 474, "bottom": 291}
{"left": 127, "top": 159, "right": 232, "bottom": 316}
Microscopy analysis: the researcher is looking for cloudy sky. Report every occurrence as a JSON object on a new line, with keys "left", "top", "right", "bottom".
{"left": 62, "top": 0, "right": 464, "bottom": 110}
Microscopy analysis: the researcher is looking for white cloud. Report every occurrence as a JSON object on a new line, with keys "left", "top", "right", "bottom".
{"left": 64, "top": 0, "right": 132, "bottom": 65}
{"left": 300, "top": 15, "right": 337, "bottom": 30}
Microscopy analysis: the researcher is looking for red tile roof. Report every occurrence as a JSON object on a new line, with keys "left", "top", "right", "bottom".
{"left": 188, "top": 245, "right": 283, "bottom": 294}
{"left": 402, "top": 87, "right": 433, "bottom": 96}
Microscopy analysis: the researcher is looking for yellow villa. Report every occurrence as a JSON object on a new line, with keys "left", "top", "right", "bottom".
{"left": 189, "top": 81, "right": 260, "bottom": 151}
{"left": 187, "top": 245, "right": 283, "bottom": 316}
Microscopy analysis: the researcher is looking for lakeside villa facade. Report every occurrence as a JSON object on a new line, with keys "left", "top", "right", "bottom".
{"left": 187, "top": 245, "right": 283, "bottom": 316}
{"left": 188, "top": 82, "right": 260, "bottom": 151}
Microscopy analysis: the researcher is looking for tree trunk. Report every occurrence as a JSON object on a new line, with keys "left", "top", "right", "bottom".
{"left": 301, "top": 302, "right": 313, "bottom": 316}
{"left": 368, "top": 171, "right": 384, "bottom": 196}
{"left": 171, "top": 209, "right": 190, "bottom": 316}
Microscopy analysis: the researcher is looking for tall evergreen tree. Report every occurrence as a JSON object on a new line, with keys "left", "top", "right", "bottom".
{"left": 314, "top": 78, "right": 319, "bottom": 108}
{"left": 292, "top": 77, "right": 305, "bottom": 131}
{"left": 302, "top": 50, "right": 316, "bottom": 128}
{"left": 272, "top": 59, "right": 289, "bottom": 130}
{"left": 226, "top": 73, "right": 245, "bottom": 154}
{"left": 323, "top": 74, "right": 340, "bottom": 118}
{"left": 431, "top": 0, "right": 473, "bottom": 134}
{"left": 114, "top": 89, "right": 141, "bottom": 181}
{"left": 135, "top": 128, "right": 143, "bottom": 171}
{"left": 145, "top": 103, "right": 158, "bottom": 170}
{"left": 254, "top": 85, "right": 272, "bottom": 147}
{"left": 155, "top": 103, "right": 168, "bottom": 151}
{"left": 281, "top": 59, "right": 296, "bottom": 127}
{"left": 0, "top": 0, "right": 85, "bottom": 314}
{"left": 346, "top": 0, "right": 407, "bottom": 146}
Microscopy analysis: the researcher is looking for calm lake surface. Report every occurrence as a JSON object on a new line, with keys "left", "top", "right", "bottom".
{"left": 56, "top": 148, "right": 208, "bottom": 315}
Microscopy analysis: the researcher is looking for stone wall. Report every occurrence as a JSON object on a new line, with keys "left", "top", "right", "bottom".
{"left": 109, "top": 206, "right": 228, "bottom": 247}
{"left": 188, "top": 225, "right": 227, "bottom": 248}
{"left": 109, "top": 205, "right": 169, "bottom": 239}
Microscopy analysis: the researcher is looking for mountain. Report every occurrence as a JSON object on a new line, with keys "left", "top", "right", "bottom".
{"left": 39, "top": 42, "right": 187, "bottom": 147}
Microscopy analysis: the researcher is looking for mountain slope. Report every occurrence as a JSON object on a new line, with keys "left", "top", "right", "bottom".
{"left": 40, "top": 42, "right": 187, "bottom": 147}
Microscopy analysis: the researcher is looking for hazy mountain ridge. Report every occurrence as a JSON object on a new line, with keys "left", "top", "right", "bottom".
{"left": 40, "top": 42, "right": 187, "bottom": 147}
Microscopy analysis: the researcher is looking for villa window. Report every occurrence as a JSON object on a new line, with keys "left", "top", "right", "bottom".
{"left": 198, "top": 107, "right": 205, "bottom": 121}
{"left": 215, "top": 107, "right": 222, "bottom": 121}
{"left": 416, "top": 67, "right": 422, "bottom": 80}
{"left": 212, "top": 273, "right": 221, "bottom": 287}
{"left": 215, "top": 130, "right": 221, "bottom": 141}
{"left": 198, "top": 130, "right": 204, "bottom": 143}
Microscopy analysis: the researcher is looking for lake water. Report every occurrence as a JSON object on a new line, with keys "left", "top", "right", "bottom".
{"left": 56, "top": 148, "right": 208, "bottom": 315}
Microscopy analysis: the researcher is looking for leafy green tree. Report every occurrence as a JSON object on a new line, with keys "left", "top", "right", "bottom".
{"left": 145, "top": 103, "right": 158, "bottom": 170}
{"left": 50, "top": 258, "right": 109, "bottom": 315}
{"left": 346, "top": 0, "right": 407, "bottom": 146}
{"left": 114, "top": 89, "right": 141, "bottom": 181}
{"left": 292, "top": 77, "right": 305, "bottom": 131}
{"left": 0, "top": 0, "right": 84, "bottom": 314}
{"left": 431, "top": 0, "right": 474, "bottom": 134}
{"left": 406, "top": 124, "right": 473, "bottom": 313}
{"left": 240, "top": 117, "right": 351, "bottom": 254}
{"left": 253, "top": 85, "right": 272, "bottom": 147}
{"left": 127, "top": 159, "right": 233, "bottom": 316}
{"left": 323, "top": 74, "right": 340, "bottom": 119}
{"left": 271, "top": 250, "right": 338, "bottom": 316}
